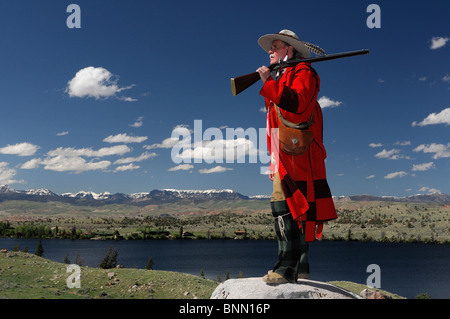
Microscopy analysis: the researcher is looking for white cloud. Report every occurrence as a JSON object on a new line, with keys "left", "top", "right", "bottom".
{"left": 66, "top": 66, "right": 136, "bottom": 101}
{"left": 318, "top": 96, "right": 342, "bottom": 108}
{"left": 0, "top": 142, "right": 40, "bottom": 157}
{"left": 394, "top": 141, "right": 411, "bottom": 146}
{"left": 366, "top": 174, "right": 375, "bottom": 179}
{"left": 369, "top": 143, "right": 383, "bottom": 148}
{"left": 114, "top": 163, "right": 140, "bottom": 172}
{"left": 129, "top": 117, "right": 144, "bottom": 128}
{"left": 56, "top": 131, "right": 69, "bottom": 136}
{"left": 20, "top": 158, "right": 42, "bottom": 170}
{"left": 168, "top": 164, "right": 194, "bottom": 172}
{"left": 374, "top": 148, "right": 410, "bottom": 160}
{"left": 384, "top": 171, "right": 408, "bottom": 179}
{"left": 419, "top": 186, "right": 441, "bottom": 194}
{"left": 413, "top": 143, "right": 450, "bottom": 159}
{"left": 35, "top": 156, "right": 111, "bottom": 173}
{"left": 21, "top": 145, "right": 132, "bottom": 173}
{"left": 443, "top": 74, "right": 450, "bottom": 82}
{"left": 103, "top": 133, "right": 148, "bottom": 144}
{"left": 145, "top": 125, "right": 192, "bottom": 150}
{"left": 198, "top": 166, "right": 233, "bottom": 174}
{"left": 119, "top": 96, "right": 138, "bottom": 102}
{"left": 375, "top": 149, "right": 400, "bottom": 159}
{"left": 47, "top": 145, "right": 131, "bottom": 157}
{"left": 174, "top": 138, "right": 261, "bottom": 163}
{"left": 412, "top": 162, "right": 435, "bottom": 171}
{"left": 114, "top": 152, "right": 156, "bottom": 165}
{"left": 0, "top": 162, "right": 23, "bottom": 185}
{"left": 430, "top": 36, "right": 449, "bottom": 50}
{"left": 144, "top": 137, "right": 180, "bottom": 150}
{"left": 412, "top": 108, "right": 450, "bottom": 127}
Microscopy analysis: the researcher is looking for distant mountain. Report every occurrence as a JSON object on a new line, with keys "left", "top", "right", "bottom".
{"left": 146, "top": 189, "right": 248, "bottom": 202}
{"left": 347, "top": 193, "right": 450, "bottom": 204}
{"left": 0, "top": 185, "right": 448, "bottom": 205}
{"left": 0, "top": 185, "right": 253, "bottom": 206}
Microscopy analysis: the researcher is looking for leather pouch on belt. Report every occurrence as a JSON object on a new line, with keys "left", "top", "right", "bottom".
{"left": 275, "top": 105, "right": 314, "bottom": 156}
{"left": 279, "top": 126, "right": 313, "bottom": 155}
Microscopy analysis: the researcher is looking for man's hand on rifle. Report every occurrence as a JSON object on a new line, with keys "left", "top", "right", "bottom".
{"left": 256, "top": 66, "right": 271, "bottom": 84}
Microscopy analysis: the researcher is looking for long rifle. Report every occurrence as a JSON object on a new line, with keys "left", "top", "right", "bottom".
{"left": 231, "top": 49, "right": 369, "bottom": 96}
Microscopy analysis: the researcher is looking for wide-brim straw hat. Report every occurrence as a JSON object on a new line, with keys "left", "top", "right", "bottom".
{"left": 258, "top": 29, "right": 325, "bottom": 58}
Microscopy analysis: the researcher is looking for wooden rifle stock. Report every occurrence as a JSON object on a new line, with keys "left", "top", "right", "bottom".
{"left": 231, "top": 49, "right": 369, "bottom": 96}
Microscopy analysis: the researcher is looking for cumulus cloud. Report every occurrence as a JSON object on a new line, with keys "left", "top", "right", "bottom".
{"left": 103, "top": 133, "right": 148, "bottom": 144}
{"left": 47, "top": 145, "right": 131, "bottom": 157}
{"left": 23, "top": 156, "right": 111, "bottom": 173}
{"left": 366, "top": 174, "right": 375, "bottom": 179}
{"left": 56, "top": 131, "right": 69, "bottom": 136}
{"left": 144, "top": 125, "right": 192, "bottom": 150}
{"left": 144, "top": 137, "right": 180, "bottom": 150}
{"left": 412, "top": 162, "right": 435, "bottom": 171}
{"left": 168, "top": 164, "right": 194, "bottom": 172}
{"left": 430, "top": 36, "right": 449, "bottom": 50}
{"left": 20, "top": 158, "right": 42, "bottom": 170}
{"left": 412, "top": 108, "right": 450, "bottom": 127}
{"left": 395, "top": 141, "right": 411, "bottom": 146}
{"left": 173, "top": 138, "right": 261, "bottom": 164}
{"left": 0, "top": 162, "right": 23, "bottom": 185}
{"left": 419, "top": 186, "right": 441, "bottom": 194}
{"left": 375, "top": 149, "right": 400, "bottom": 159}
{"left": 66, "top": 66, "right": 136, "bottom": 101}
{"left": 129, "top": 117, "right": 144, "bottom": 128}
{"left": 374, "top": 148, "right": 410, "bottom": 160}
{"left": 198, "top": 166, "right": 233, "bottom": 174}
{"left": 318, "top": 96, "right": 342, "bottom": 108}
{"left": 114, "top": 163, "right": 140, "bottom": 172}
{"left": 369, "top": 143, "right": 383, "bottom": 148}
{"left": 384, "top": 171, "right": 408, "bottom": 179}
{"left": 21, "top": 145, "right": 132, "bottom": 173}
{"left": 0, "top": 142, "right": 40, "bottom": 156}
{"left": 114, "top": 152, "right": 156, "bottom": 165}
{"left": 413, "top": 143, "right": 450, "bottom": 159}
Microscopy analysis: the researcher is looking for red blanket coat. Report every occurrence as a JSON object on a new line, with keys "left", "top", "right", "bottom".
{"left": 260, "top": 62, "right": 337, "bottom": 241}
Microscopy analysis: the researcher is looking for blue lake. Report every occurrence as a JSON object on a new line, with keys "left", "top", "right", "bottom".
{"left": 1, "top": 238, "right": 449, "bottom": 299}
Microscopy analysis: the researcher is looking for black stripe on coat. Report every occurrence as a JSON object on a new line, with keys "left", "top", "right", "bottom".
{"left": 294, "top": 179, "right": 332, "bottom": 200}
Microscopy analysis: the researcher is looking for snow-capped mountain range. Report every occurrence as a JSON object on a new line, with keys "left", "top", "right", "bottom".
{"left": 0, "top": 185, "right": 448, "bottom": 205}
{"left": 0, "top": 185, "right": 266, "bottom": 205}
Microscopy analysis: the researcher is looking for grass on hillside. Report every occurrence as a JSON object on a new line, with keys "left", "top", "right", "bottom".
{"left": 0, "top": 251, "right": 218, "bottom": 299}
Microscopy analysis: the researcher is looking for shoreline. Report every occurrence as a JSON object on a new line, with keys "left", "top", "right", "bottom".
{"left": 1, "top": 235, "right": 448, "bottom": 245}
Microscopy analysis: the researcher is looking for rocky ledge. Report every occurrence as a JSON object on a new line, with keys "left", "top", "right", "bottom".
{"left": 211, "top": 277, "right": 364, "bottom": 299}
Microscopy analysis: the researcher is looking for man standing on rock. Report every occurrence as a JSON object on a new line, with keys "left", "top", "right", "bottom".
{"left": 256, "top": 29, "right": 338, "bottom": 284}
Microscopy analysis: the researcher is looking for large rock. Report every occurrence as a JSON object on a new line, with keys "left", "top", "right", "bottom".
{"left": 211, "top": 277, "right": 362, "bottom": 299}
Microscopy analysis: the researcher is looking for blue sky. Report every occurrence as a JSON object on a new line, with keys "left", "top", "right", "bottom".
{"left": 0, "top": 0, "right": 448, "bottom": 197}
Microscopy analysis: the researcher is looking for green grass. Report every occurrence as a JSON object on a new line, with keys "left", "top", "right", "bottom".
{"left": 0, "top": 251, "right": 218, "bottom": 299}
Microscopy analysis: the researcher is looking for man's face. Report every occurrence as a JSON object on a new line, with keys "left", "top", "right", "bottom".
{"left": 268, "top": 40, "right": 290, "bottom": 64}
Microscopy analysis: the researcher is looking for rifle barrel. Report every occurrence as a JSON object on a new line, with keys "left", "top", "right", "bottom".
{"left": 231, "top": 49, "right": 369, "bottom": 96}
